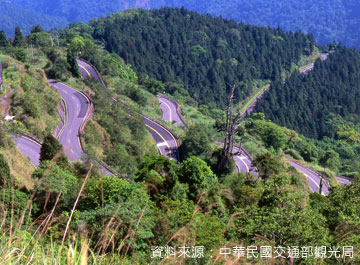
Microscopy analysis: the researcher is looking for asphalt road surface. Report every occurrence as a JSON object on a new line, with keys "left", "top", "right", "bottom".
{"left": 77, "top": 59, "right": 180, "bottom": 162}
{"left": 144, "top": 117, "right": 180, "bottom": 161}
{"left": 157, "top": 95, "right": 256, "bottom": 174}
{"left": 49, "top": 80, "right": 89, "bottom": 161}
{"left": 217, "top": 141, "right": 256, "bottom": 175}
{"left": 77, "top": 59, "right": 104, "bottom": 85}
{"left": 288, "top": 159, "right": 329, "bottom": 195}
{"left": 289, "top": 159, "right": 352, "bottom": 195}
{"left": 11, "top": 135, "right": 40, "bottom": 167}
{"left": 157, "top": 96, "right": 184, "bottom": 126}
{"left": 300, "top": 53, "right": 328, "bottom": 74}
{"left": 232, "top": 145, "right": 257, "bottom": 176}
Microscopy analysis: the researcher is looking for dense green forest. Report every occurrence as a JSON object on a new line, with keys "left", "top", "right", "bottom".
{"left": 155, "top": 0, "right": 360, "bottom": 49}
{"left": 254, "top": 45, "right": 360, "bottom": 139}
{"left": 3, "top": 0, "right": 360, "bottom": 49}
{"left": 84, "top": 8, "right": 315, "bottom": 107}
{"left": 252, "top": 45, "right": 360, "bottom": 175}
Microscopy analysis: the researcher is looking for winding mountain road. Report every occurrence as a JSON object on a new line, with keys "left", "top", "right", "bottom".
{"left": 49, "top": 80, "right": 89, "bottom": 161}
{"left": 77, "top": 59, "right": 104, "bottom": 86}
{"left": 12, "top": 54, "right": 349, "bottom": 193}
{"left": 154, "top": 79, "right": 351, "bottom": 194}
{"left": 11, "top": 135, "right": 41, "bottom": 167}
{"left": 144, "top": 118, "right": 180, "bottom": 161}
{"left": 77, "top": 59, "right": 180, "bottom": 162}
{"left": 12, "top": 80, "right": 90, "bottom": 165}
{"left": 287, "top": 159, "right": 329, "bottom": 195}
{"left": 156, "top": 94, "right": 256, "bottom": 175}
{"left": 241, "top": 85, "right": 270, "bottom": 118}
{"left": 233, "top": 145, "right": 257, "bottom": 175}
{"left": 299, "top": 53, "right": 328, "bottom": 74}
{"left": 157, "top": 95, "right": 184, "bottom": 126}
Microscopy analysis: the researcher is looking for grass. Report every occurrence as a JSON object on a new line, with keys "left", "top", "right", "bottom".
{"left": 2, "top": 50, "right": 61, "bottom": 137}
{"left": 239, "top": 83, "right": 270, "bottom": 115}
{"left": 0, "top": 136, "right": 34, "bottom": 190}
{"left": 83, "top": 120, "right": 110, "bottom": 158}
{"left": 297, "top": 46, "right": 321, "bottom": 71}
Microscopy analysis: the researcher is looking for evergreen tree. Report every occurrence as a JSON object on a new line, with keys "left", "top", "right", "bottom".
{"left": 66, "top": 48, "right": 80, "bottom": 78}
{"left": 30, "top": 25, "right": 44, "bottom": 34}
{"left": 13, "top": 26, "right": 26, "bottom": 47}
{"left": 0, "top": 31, "right": 10, "bottom": 47}
{"left": 40, "top": 134, "right": 62, "bottom": 162}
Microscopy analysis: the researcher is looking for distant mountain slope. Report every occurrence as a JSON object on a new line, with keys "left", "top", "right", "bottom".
{"left": 85, "top": 8, "right": 315, "bottom": 107}
{"left": 2, "top": 1, "right": 360, "bottom": 48}
{"left": 0, "top": 2, "right": 67, "bottom": 36}
{"left": 8, "top": 0, "right": 150, "bottom": 23}
{"left": 254, "top": 45, "right": 360, "bottom": 140}
{"left": 155, "top": 0, "right": 360, "bottom": 48}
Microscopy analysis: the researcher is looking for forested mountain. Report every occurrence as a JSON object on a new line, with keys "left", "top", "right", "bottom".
{"left": 0, "top": 2, "right": 67, "bottom": 37}
{"left": 254, "top": 45, "right": 360, "bottom": 140}
{"left": 2, "top": 0, "right": 360, "bottom": 48}
{"left": 155, "top": 0, "right": 360, "bottom": 49}
{"left": 83, "top": 8, "right": 315, "bottom": 106}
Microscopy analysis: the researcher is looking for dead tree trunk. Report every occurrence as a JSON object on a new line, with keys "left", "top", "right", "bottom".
{"left": 217, "top": 85, "right": 238, "bottom": 172}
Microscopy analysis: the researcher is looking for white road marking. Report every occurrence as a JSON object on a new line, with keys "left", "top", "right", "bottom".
{"left": 159, "top": 98, "right": 172, "bottom": 122}
{"left": 157, "top": 142, "right": 168, "bottom": 147}
{"left": 236, "top": 156, "right": 249, "bottom": 172}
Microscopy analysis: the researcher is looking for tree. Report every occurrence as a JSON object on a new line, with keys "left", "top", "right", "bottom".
{"left": 40, "top": 134, "right": 62, "bottom": 162}
{"left": 176, "top": 156, "right": 218, "bottom": 200}
{"left": 135, "top": 155, "right": 177, "bottom": 198}
{"left": 227, "top": 175, "right": 331, "bottom": 254}
{"left": 13, "top": 26, "right": 26, "bottom": 47}
{"left": 66, "top": 48, "right": 81, "bottom": 77}
{"left": 252, "top": 153, "right": 282, "bottom": 180}
{"left": 30, "top": 25, "right": 44, "bottom": 34}
{"left": 69, "top": 36, "right": 85, "bottom": 52}
{"left": 26, "top": 32, "right": 52, "bottom": 47}
{"left": 0, "top": 31, "right": 10, "bottom": 47}
{"left": 319, "top": 150, "right": 340, "bottom": 170}
{"left": 248, "top": 119, "right": 289, "bottom": 151}
{"left": 13, "top": 48, "right": 27, "bottom": 62}
{"left": 32, "top": 161, "right": 78, "bottom": 213}
{"left": 45, "top": 59, "right": 71, "bottom": 81}
{"left": 179, "top": 123, "right": 212, "bottom": 161}
{"left": 216, "top": 84, "right": 245, "bottom": 174}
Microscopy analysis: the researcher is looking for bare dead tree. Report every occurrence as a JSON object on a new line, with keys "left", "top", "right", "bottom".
{"left": 217, "top": 84, "right": 245, "bottom": 172}
{"left": 223, "top": 84, "right": 236, "bottom": 160}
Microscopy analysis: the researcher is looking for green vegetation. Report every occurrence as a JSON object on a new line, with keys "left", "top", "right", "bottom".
{"left": 254, "top": 45, "right": 360, "bottom": 175}
{"left": 86, "top": 8, "right": 314, "bottom": 107}
{"left": 39, "top": 134, "right": 62, "bottom": 162}
{"left": 4, "top": 0, "right": 360, "bottom": 51}
{"left": 0, "top": 6, "right": 359, "bottom": 264}
{"left": 239, "top": 83, "right": 269, "bottom": 116}
{"left": 0, "top": 49, "right": 61, "bottom": 138}
{"left": 85, "top": 85, "right": 157, "bottom": 176}
{"left": 155, "top": 0, "right": 360, "bottom": 49}
{"left": 1, "top": 151, "right": 359, "bottom": 264}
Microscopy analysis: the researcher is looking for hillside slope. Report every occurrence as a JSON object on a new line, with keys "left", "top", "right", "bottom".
{"left": 86, "top": 8, "right": 315, "bottom": 107}
{"left": 3, "top": 0, "right": 360, "bottom": 49}
{"left": 0, "top": 2, "right": 67, "bottom": 36}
